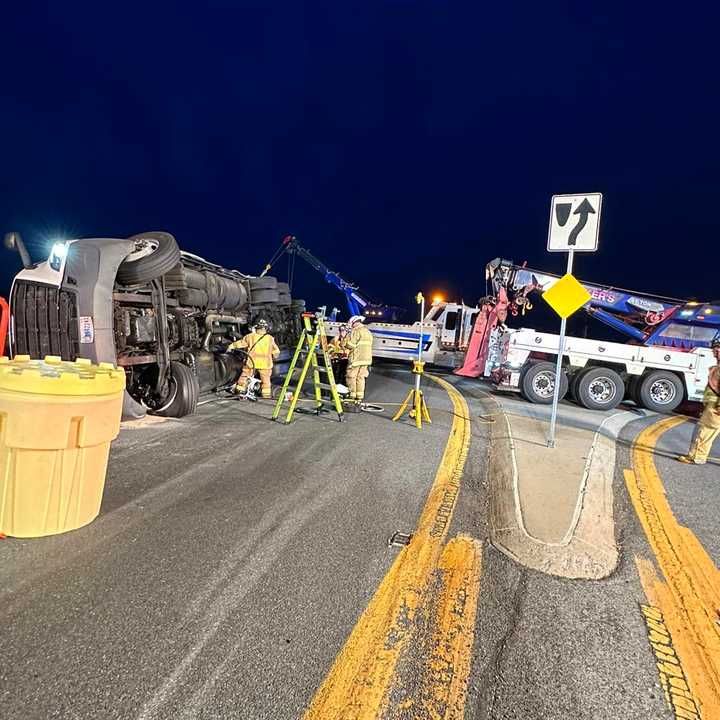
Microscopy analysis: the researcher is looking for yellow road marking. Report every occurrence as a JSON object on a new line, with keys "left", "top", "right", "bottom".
{"left": 392, "top": 534, "right": 483, "bottom": 720}
{"left": 626, "top": 417, "right": 720, "bottom": 719}
{"left": 636, "top": 587, "right": 702, "bottom": 719}
{"left": 304, "top": 375, "right": 472, "bottom": 719}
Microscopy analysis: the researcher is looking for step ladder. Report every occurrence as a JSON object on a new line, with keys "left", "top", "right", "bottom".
{"left": 272, "top": 312, "right": 344, "bottom": 424}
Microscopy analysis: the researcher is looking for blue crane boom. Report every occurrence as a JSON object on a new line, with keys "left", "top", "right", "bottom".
{"left": 486, "top": 257, "right": 720, "bottom": 350}
{"left": 261, "top": 235, "right": 404, "bottom": 322}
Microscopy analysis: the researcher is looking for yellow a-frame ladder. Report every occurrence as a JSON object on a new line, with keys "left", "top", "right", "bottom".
{"left": 272, "top": 313, "right": 344, "bottom": 424}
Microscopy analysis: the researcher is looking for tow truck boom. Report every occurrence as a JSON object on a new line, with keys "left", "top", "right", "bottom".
{"left": 261, "top": 235, "right": 404, "bottom": 321}
{"left": 486, "top": 257, "right": 719, "bottom": 348}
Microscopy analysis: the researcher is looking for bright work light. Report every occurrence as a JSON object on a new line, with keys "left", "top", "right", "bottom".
{"left": 49, "top": 241, "right": 69, "bottom": 271}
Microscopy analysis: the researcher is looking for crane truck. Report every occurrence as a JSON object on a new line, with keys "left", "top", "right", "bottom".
{"left": 457, "top": 258, "right": 720, "bottom": 413}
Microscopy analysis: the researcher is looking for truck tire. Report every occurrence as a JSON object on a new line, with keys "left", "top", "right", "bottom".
{"left": 277, "top": 293, "right": 291, "bottom": 307}
{"left": 626, "top": 375, "right": 643, "bottom": 406}
{"left": 276, "top": 282, "right": 290, "bottom": 295}
{"left": 575, "top": 367, "right": 625, "bottom": 411}
{"left": 567, "top": 370, "right": 583, "bottom": 404}
{"left": 117, "top": 232, "right": 181, "bottom": 285}
{"left": 251, "top": 288, "right": 280, "bottom": 304}
{"left": 154, "top": 361, "right": 199, "bottom": 418}
{"left": 249, "top": 277, "right": 278, "bottom": 291}
{"left": 637, "top": 371, "right": 684, "bottom": 414}
{"left": 521, "top": 361, "right": 568, "bottom": 405}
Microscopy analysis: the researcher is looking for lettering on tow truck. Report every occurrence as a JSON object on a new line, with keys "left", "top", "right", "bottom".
{"left": 590, "top": 289, "right": 618, "bottom": 304}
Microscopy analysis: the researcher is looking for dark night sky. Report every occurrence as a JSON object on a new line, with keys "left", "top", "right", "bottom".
{"left": 1, "top": 2, "right": 718, "bottom": 324}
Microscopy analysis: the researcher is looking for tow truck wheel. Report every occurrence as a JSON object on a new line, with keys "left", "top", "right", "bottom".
{"left": 154, "top": 361, "right": 199, "bottom": 418}
{"left": 567, "top": 370, "right": 583, "bottom": 404}
{"left": 626, "top": 375, "right": 643, "bottom": 406}
{"left": 521, "top": 361, "right": 568, "bottom": 405}
{"left": 117, "top": 232, "right": 181, "bottom": 285}
{"left": 575, "top": 367, "right": 625, "bottom": 411}
{"left": 638, "top": 370, "right": 683, "bottom": 414}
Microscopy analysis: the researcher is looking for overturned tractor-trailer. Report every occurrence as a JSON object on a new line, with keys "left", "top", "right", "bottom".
{"left": 5, "top": 232, "right": 305, "bottom": 419}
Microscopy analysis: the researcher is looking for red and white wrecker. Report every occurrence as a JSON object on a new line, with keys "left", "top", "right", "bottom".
{"left": 454, "top": 258, "right": 720, "bottom": 413}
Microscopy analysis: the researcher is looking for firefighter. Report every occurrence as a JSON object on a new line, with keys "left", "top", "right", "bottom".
{"left": 328, "top": 325, "right": 349, "bottom": 385}
{"left": 344, "top": 315, "right": 373, "bottom": 409}
{"left": 228, "top": 319, "right": 280, "bottom": 398}
{"left": 678, "top": 337, "right": 720, "bottom": 464}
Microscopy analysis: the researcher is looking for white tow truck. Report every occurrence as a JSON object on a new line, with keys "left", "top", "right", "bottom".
{"left": 456, "top": 258, "right": 720, "bottom": 413}
{"left": 326, "top": 300, "right": 480, "bottom": 368}
{"left": 488, "top": 326, "right": 716, "bottom": 413}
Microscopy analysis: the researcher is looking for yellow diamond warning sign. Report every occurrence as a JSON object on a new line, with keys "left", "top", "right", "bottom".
{"left": 542, "top": 273, "right": 592, "bottom": 319}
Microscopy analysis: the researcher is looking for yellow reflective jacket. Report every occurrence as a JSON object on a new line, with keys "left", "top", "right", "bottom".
{"left": 701, "top": 365, "right": 720, "bottom": 424}
{"left": 346, "top": 325, "right": 373, "bottom": 367}
{"left": 228, "top": 331, "right": 280, "bottom": 370}
{"left": 328, "top": 336, "right": 348, "bottom": 357}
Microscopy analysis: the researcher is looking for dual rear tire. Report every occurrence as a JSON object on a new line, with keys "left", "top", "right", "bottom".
{"left": 520, "top": 362, "right": 568, "bottom": 404}
{"left": 573, "top": 367, "right": 625, "bottom": 411}
{"left": 570, "top": 367, "right": 682, "bottom": 413}
{"left": 568, "top": 367, "right": 683, "bottom": 413}
{"left": 521, "top": 362, "right": 684, "bottom": 414}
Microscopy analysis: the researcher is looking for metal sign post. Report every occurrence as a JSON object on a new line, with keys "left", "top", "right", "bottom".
{"left": 545, "top": 192, "right": 602, "bottom": 448}
{"left": 547, "top": 250, "right": 574, "bottom": 448}
{"left": 415, "top": 292, "right": 425, "bottom": 395}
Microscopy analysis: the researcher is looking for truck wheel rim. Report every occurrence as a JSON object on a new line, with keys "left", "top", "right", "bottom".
{"left": 125, "top": 238, "right": 160, "bottom": 263}
{"left": 533, "top": 371, "right": 555, "bottom": 399}
{"left": 650, "top": 379, "right": 676, "bottom": 404}
{"left": 588, "top": 377, "right": 616, "bottom": 404}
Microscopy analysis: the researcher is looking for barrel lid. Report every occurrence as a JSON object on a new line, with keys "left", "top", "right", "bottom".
{"left": 0, "top": 356, "right": 126, "bottom": 396}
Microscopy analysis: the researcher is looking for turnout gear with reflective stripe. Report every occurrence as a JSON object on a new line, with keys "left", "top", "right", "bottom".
{"left": 237, "top": 367, "right": 273, "bottom": 398}
{"left": 328, "top": 335, "right": 348, "bottom": 357}
{"left": 346, "top": 365, "right": 369, "bottom": 401}
{"left": 680, "top": 362, "right": 720, "bottom": 464}
{"left": 706, "top": 365, "right": 720, "bottom": 399}
{"left": 228, "top": 330, "right": 280, "bottom": 370}
{"left": 346, "top": 325, "right": 373, "bottom": 368}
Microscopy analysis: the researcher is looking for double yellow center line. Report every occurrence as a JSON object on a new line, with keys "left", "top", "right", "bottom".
{"left": 304, "top": 375, "right": 480, "bottom": 719}
{"left": 626, "top": 416, "right": 720, "bottom": 718}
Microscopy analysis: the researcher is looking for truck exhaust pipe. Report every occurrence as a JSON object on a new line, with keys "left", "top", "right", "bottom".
{"left": 4, "top": 232, "right": 34, "bottom": 269}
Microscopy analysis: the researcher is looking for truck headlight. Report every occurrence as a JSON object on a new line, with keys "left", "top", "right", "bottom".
{"left": 49, "top": 241, "right": 68, "bottom": 271}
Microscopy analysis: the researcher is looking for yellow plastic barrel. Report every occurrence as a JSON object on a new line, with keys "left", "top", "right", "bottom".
{"left": 0, "top": 355, "right": 125, "bottom": 537}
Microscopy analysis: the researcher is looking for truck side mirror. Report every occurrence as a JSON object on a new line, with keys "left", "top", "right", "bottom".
{"left": 4, "top": 232, "right": 33, "bottom": 269}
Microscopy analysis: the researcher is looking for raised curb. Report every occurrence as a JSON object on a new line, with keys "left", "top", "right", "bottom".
{"left": 485, "top": 397, "right": 643, "bottom": 579}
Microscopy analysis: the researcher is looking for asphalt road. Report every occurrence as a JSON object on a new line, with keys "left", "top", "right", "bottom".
{"left": 2, "top": 366, "right": 716, "bottom": 719}
{"left": 0, "top": 367, "right": 469, "bottom": 720}
{"left": 447, "top": 379, "right": 671, "bottom": 720}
